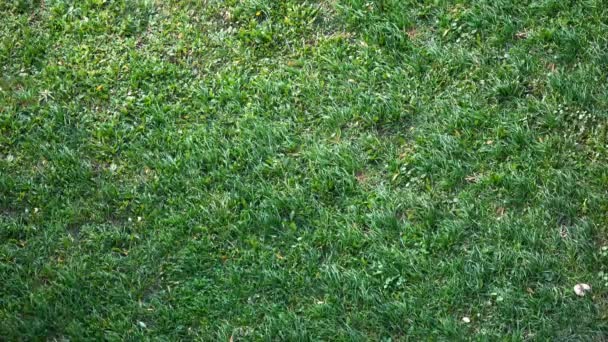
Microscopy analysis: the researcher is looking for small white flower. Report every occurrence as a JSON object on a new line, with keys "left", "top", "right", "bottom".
{"left": 574, "top": 283, "right": 591, "bottom": 297}
{"left": 462, "top": 316, "right": 471, "bottom": 323}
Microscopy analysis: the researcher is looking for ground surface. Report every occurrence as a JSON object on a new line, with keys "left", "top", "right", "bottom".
{"left": 1, "top": 0, "right": 608, "bottom": 340}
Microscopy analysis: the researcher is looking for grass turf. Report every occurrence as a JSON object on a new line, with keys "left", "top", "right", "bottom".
{"left": 1, "top": 0, "right": 608, "bottom": 339}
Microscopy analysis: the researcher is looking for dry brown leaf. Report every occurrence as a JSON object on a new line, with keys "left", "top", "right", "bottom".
{"left": 356, "top": 171, "right": 368, "bottom": 184}
{"left": 465, "top": 174, "right": 481, "bottom": 183}
{"left": 560, "top": 226, "right": 568, "bottom": 239}
{"left": 407, "top": 28, "right": 418, "bottom": 39}
{"left": 496, "top": 207, "right": 506, "bottom": 218}
{"left": 515, "top": 31, "right": 528, "bottom": 40}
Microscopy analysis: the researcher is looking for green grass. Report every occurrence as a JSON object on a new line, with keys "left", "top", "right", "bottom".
{"left": 2, "top": 0, "right": 608, "bottom": 339}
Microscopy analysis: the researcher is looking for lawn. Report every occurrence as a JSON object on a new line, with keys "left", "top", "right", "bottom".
{"left": 1, "top": 0, "right": 608, "bottom": 339}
